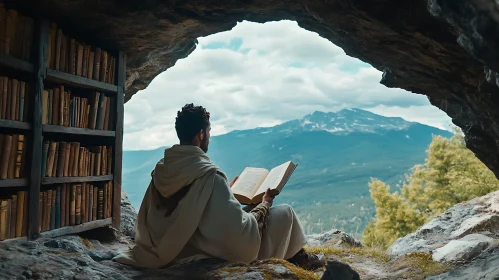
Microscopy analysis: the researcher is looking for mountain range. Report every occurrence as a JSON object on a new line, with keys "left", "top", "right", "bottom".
{"left": 122, "top": 108, "right": 453, "bottom": 235}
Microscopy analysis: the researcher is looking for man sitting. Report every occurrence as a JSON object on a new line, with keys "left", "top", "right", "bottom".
{"left": 113, "top": 103, "right": 325, "bottom": 270}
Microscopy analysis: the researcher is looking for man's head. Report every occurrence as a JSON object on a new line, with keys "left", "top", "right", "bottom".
{"left": 175, "top": 103, "right": 211, "bottom": 152}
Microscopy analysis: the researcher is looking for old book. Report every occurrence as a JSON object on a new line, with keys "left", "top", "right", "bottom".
{"left": 52, "top": 142, "right": 59, "bottom": 177}
{"left": 0, "top": 200, "right": 7, "bottom": 240}
{"left": 92, "top": 186, "right": 97, "bottom": 220}
{"left": 100, "top": 51, "right": 108, "bottom": 82}
{"left": 88, "top": 51, "right": 95, "bottom": 79}
{"left": 19, "top": 82, "right": 25, "bottom": 122}
{"left": 48, "top": 89, "right": 53, "bottom": 125}
{"left": 60, "top": 34, "right": 67, "bottom": 72}
{"left": 50, "top": 189, "right": 56, "bottom": 230}
{"left": 7, "top": 134, "right": 18, "bottom": 179}
{"left": 52, "top": 87, "right": 60, "bottom": 126}
{"left": 42, "top": 90, "right": 49, "bottom": 124}
{"left": 65, "top": 184, "right": 70, "bottom": 226}
{"left": 56, "top": 142, "right": 66, "bottom": 177}
{"left": 76, "top": 43, "right": 83, "bottom": 76}
{"left": 5, "top": 9, "right": 17, "bottom": 54}
{"left": 55, "top": 29, "right": 62, "bottom": 70}
{"left": 81, "top": 183, "right": 87, "bottom": 223}
{"left": 60, "top": 184, "right": 66, "bottom": 227}
{"left": 46, "top": 141, "right": 57, "bottom": 177}
{"left": 75, "top": 184, "right": 82, "bottom": 225}
{"left": 74, "top": 96, "right": 80, "bottom": 127}
{"left": 5, "top": 79, "right": 11, "bottom": 120}
{"left": 1, "top": 77, "right": 7, "bottom": 120}
{"left": 69, "top": 38, "right": 76, "bottom": 75}
{"left": 38, "top": 192, "right": 43, "bottom": 232}
{"left": 88, "top": 186, "right": 94, "bottom": 221}
{"left": 101, "top": 146, "right": 107, "bottom": 176}
{"left": 63, "top": 142, "right": 71, "bottom": 177}
{"left": 22, "top": 191, "right": 28, "bottom": 236}
{"left": 48, "top": 23, "right": 57, "bottom": 68}
{"left": 0, "top": 135, "right": 12, "bottom": 179}
{"left": 71, "top": 142, "right": 81, "bottom": 177}
{"left": 232, "top": 161, "right": 297, "bottom": 205}
{"left": 64, "top": 91, "right": 70, "bottom": 126}
{"left": 82, "top": 45, "right": 89, "bottom": 77}
{"left": 95, "top": 147, "right": 102, "bottom": 176}
{"left": 55, "top": 186, "right": 61, "bottom": 229}
{"left": 103, "top": 97, "right": 111, "bottom": 130}
{"left": 93, "top": 48, "right": 101, "bottom": 80}
{"left": 5, "top": 199, "right": 10, "bottom": 239}
{"left": 14, "top": 134, "right": 24, "bottom": 178}
{"left": 41, "top": 141, "right": 49, "bottom": 177}
{"left": 86, "top": 104, "right": 90, "bottom": 129}
{"left": 0, "top": 5, "right": 6, "bottom": 53}
{"left": 11, "top": 79, "right": 18, "bottom": 121}
{"left": 9, "top": 194, "right": 17, "bottom": 238}
{"left": 90, "top": 153, "right": 95, "bottom": 176}
{"left": 97, "top": 187, "right": 104, "bottom": 220}
{"left": 44, "top": 190, "right": 50, "bottom": 231}
{"left": 59, "top": 86, "right": 65, "bottom": 125}
{"left": 108, "top": 182, "right": 113, "bottom": 218}
{"left": 103, "top": 183, "right": 108, "bottom": 218}
{"left": 70, "top": 184, "right": 76, "bottom": 225}
{"left": 15, "top": 191, "right": 25, "bottom": 237}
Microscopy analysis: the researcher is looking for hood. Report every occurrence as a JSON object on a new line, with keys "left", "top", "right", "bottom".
{"left": 153, "top": 144, "right": 219, "bottom": 198}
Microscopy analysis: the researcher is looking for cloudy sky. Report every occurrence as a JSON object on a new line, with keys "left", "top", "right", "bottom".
{"left": 123, "top": 20, "right": 452, "bottom": 151}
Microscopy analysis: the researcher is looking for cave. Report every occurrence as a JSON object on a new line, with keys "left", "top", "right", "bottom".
{"left": 11, "top": 0, "right": 499, "bottom": 177}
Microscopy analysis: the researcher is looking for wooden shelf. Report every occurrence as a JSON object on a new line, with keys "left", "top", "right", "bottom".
{"left": 42, "top": 175, "right": 113, "bottom": 185}
{"left": 46, "top": 69, "right": 118, "bottom": 93}
{"left": 39, "top": 218, "right": 112, "bottom": 239}
{"left": 0, "top": 119, "right": 31, "bottom": 130}
{"left": 42, "top": 125, "right": 115, "bottom": 137}
{"left": 0, "top": 178, "right": 28, "bottom": 188}
{"left": 0, "top": 53, "right": 34, "bottom": 73}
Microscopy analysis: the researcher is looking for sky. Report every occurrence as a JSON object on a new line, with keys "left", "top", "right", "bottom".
{"left": 123, "top": 20, "right": 452, "bottom": 151}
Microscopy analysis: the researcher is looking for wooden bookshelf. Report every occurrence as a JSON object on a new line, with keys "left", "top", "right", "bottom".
{"left": 0, "top": 120, "right": 31, "bottom": 130}
{"left": 0, "top": 6, "right": 124, "bottom": 241}
{"left": 42, "top": 125, "right": 116, "bottom": 137}
{"left": 0, "top": 53, "right": 34, "bottom": 73}
{"left": 46, "top": 69, "right": 118, "bottom": 93}
{"left": 0, "top": 179, "right": 28, "bottom": 188}
{"left": 42, "top": 175, "right": 113, "bottom": 185}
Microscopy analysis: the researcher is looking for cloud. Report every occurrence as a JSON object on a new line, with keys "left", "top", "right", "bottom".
{"left": 124, "top": 20, "right": 451, "bottom": 150}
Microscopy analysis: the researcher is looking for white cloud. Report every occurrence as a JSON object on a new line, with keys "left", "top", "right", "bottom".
{"left": 124, "top": 20, "right": 451, "bottom": 150}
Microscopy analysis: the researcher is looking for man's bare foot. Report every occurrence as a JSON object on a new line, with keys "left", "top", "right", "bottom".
{"left": 287, "top": 248, "right": 326, "bottom": 270}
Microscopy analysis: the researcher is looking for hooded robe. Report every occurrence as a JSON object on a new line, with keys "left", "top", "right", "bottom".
{"left": 113, "top": 145, "right": 306, "bottom": 268}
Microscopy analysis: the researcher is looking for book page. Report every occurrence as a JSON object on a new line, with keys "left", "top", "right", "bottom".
{"left": 231, "top": 167, "right": 269, "bottom": 198}
{"left": 254, "top": 161, "right": 292, "bottom": 196}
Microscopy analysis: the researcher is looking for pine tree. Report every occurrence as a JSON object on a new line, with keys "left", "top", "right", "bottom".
{"left": 362, "top": 128, "right": 499, "bottom": 248}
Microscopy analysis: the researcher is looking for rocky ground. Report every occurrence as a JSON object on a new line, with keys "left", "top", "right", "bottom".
{"left": 0, "top": 191, "right": 498, "bottom": 279}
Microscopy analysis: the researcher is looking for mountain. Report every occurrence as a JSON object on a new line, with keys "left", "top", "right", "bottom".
{"left": 122, "top": 108, "right": 453, "bottom": 235}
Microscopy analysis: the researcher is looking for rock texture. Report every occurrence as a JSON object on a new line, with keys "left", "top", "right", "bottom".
{"left": 432, "top": 234, "right": 494, "bottom": 263}
{"left": 307, "top": 229, "right": 363, "bottom": 248}
{"left": 388, "top": 190, "right": 499, "bottom": 259}
{"left": 8, "top": 0, "right": 499, "bottom": 177}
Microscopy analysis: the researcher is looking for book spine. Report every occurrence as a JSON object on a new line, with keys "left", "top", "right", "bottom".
{"left": 61, "top": 184, "right": 66, "bottom": 228}
{"left": 92, "top": 186, "right": 97, "bottom": 221}
{"left": 15, "top": 191, "right": 25, "bottom": 237}
{"left": 55, "top": 186, "right": 61, "bottom": 229}
{"left": 22, "top": 191, "right": 28, "bottom": 237}
{"left": 75, "top": 184, "right": 81, "bottom": 225}
{"left": 19, "top": 82, "right": 25, "bottom": 122}
{"left": 81, "top": 183, "right": 86, "bottom": 223}
{"left": 9, "top": 195, "right": 17, "bottom": 238}
{"left": 44, "top": 190, "right": 49, "bottom": 231}
{"left": 50, "top": 189, "right": 56, "bottom": 230}
{"left": 0, "top": 5, "right": 6, "bottom": 53}
{"left": 7, "top": 134, "right": 18, "bottom": 179}
{"left": 55, "top": 29, "right": 62, "bottom": 70}
{"left": 0, "top": 200, "right": 6, "bottom": 240}
{"left": 88, "top": 185, "right": 94, "bottom": 222}
{"left": 15, "top": 134, "right": 24, "bottom": 178}
{"left": 0, "top": 135, "right": 12, "bottom": 179}
{"left": 97, "top": 187, "right": 104, "bottom": 220}
{"left": 70, "top": 185, "right": 75, "bottom": 226}
{"left": 65, "top": 184, "right": 70, "bottom": 226}
{"left": 48, "top": 89, "right": 53, "bottom": 125}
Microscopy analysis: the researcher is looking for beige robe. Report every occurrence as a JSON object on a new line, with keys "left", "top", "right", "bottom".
{"left": 113, "top": 145, "right": 306, "bottom": 268}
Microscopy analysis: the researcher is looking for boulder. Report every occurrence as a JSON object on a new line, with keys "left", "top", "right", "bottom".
{"left": 388, "top": 191, "right": 499, "bottom": 258}
{"left": 431, "top": 234, "right": 494, "bottom": 263}
{"left": 426, "top": 249, "right": 499, "bottom": 280}
{"left": 307, "top": 229, "right": 362, "bottom": 248}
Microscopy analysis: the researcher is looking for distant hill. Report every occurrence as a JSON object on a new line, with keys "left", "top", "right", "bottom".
{"left": 122, "top": 108, "right": 453, "bottom": 235}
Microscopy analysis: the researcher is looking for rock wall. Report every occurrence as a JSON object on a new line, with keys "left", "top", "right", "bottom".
{"left": 9, "top": 1, "right": 499, "bottom": 175}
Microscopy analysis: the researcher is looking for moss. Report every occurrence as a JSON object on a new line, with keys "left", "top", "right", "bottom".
{"left": 306, "top": 245, "right": 391, "bottom": 264}
{"left": 391, "top": 252, "right": 451, "bottom": 279}
{"left": 264, "top": 259, "right": 320, "bottom": 280}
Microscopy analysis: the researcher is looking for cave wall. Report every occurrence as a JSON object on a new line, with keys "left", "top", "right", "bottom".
{"left": 11, "top": 0, "right": 499, "bottom": 177}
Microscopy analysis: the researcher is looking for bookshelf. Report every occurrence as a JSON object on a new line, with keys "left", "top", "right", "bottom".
{"left": 0, "top": 6, "right": 124, "bottom": 241}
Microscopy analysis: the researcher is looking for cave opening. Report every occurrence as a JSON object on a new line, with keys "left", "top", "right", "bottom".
{"left": 122, "top": 20, "right": 453, "bottom": 235}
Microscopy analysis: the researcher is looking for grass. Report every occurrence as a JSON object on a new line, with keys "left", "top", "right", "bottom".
{"left": 391, "top": 252, "right": 451, "bottom": 279}
{"left": 215, "top": 259, "right": 320, "bottom": 280}
{"left": 306, "top": 245, "right": 391, "bottom": 263}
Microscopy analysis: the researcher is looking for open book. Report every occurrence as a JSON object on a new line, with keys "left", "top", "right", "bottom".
{"left": 231, "top": 161, "right": 297, "bottom": 205}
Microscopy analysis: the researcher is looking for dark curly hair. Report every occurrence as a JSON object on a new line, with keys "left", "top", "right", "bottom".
{"left": 175, "top": 103, "right": 211, "bottom": 143}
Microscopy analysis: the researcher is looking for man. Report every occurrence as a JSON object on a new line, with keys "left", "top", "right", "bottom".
{"left": 113, "top": 103, "right": 325, "bottom": 270}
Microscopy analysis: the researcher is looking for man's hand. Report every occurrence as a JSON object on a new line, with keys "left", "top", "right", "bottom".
{"left": 262, "top": 188, "right": 275, "bottom": 205}
{"left": 229, "top": 176, "right": 239, "bottom": 188}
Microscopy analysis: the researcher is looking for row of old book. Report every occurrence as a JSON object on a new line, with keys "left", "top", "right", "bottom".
{"left": 39, "top": 182, "right": 113, "bottom": 232}
{"left": 0, "top": 6, "right": 34, "bottom": 61}
{"left": 0, "top": 191, "right": 29, "bottom": 241}
{"left": 42, "top": 87, "right": 114, "bottom": 130}
{"left": 0, "top": 76, "right": 29, "bottom": 122}
{"left": 47, "top": 23, "right": 116, "bottom": 84}
{"left": 42, "top": 142, "right": 113, "bottom": 178}
{"left": 0, "top": 134, "right": 26, "bottom": 180}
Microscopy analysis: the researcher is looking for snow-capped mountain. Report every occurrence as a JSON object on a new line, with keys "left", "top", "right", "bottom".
{"left": 123, "top": 109, "right": 452, "bottom": 234}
